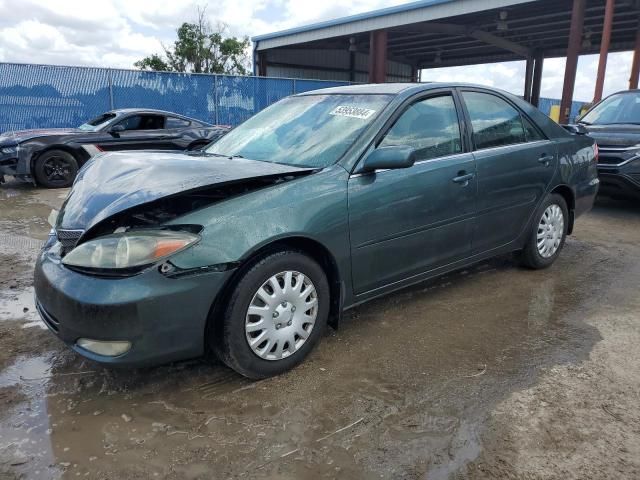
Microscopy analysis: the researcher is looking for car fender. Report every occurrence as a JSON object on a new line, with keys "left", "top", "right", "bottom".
{"left": 167, "top": 165, "right": 353, "bottom": 300}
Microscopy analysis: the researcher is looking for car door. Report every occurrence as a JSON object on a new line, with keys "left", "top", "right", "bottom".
{"left": 96, "top": 114, "right": 172, "bottom": 151}
{"left": 348, "top": 92, "right": 477, "bottom": 295}
{"left": 459, "top": 89, "right": 557, "bottom": 254}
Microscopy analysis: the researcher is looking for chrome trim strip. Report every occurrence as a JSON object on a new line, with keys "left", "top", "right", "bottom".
{"left": 472, "top": 139, "right": 550, "bottom": 154}
{"left": 597, "top": 155, "right": 640, "bottom": 168}
{"left": 598, "top": 146, "right": 640, "bottom": 152}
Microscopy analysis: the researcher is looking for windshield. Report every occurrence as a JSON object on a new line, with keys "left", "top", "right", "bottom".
{"left": 206, "top": 94, "right": 392, "bottom": 168}
{"left": 580, "top": 92, "right": 640, "bottom": 125}
{"left": 78, "top": 113, "right": 117, "bottom": 131}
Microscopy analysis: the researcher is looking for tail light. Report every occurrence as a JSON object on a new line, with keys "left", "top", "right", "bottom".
{"left": 594, "top": 143, "right": 599, "bottom": 163}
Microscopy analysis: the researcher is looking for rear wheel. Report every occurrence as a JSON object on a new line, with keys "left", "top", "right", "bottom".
{"left": 33, "top": 149, "right": 78, "bottom": 188}
{"left": 213, "top": 250, "right": 330, "bottom": 379}
{"left": 518, "top": 193, "right": 568, "bottom": 269}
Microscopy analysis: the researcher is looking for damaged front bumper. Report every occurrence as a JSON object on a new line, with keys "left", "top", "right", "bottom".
{"left": 0, "top": 144, "right": 30, "bottom": 183}
{"left": 34, "top": 246, "right": 235, "bottom": 367}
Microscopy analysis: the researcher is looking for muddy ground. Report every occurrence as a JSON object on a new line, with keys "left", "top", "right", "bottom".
{"left": 0, "top": 178, "right": 638, "bottom": 480}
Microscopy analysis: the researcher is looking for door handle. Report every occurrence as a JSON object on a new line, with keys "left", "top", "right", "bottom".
{"left": 452, "top": 172, "right": 475, "bottom": 186}
{"left": 538, "top": 154, "right": 554, "bottom": 167}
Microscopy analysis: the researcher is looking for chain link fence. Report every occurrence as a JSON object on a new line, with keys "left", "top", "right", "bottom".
{"left": 0, "top": 63, "right": 350, "bottom": 133}
{"left": 0, "top": 62, "right": 587, "bottom": 134}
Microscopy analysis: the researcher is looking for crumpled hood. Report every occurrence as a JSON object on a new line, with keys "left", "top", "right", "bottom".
{"left": 0, "top": 128, "right": 80, "bottom": 144}
{"left": 585, "top": 124, "right": 640, "bottom": 148}
{"left": 57, "top": 151, "right": 314, "bottom": 231}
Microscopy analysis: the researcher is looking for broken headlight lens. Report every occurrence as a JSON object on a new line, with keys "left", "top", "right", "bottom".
{"left": 62, "top": 230, "right": 199, "bottom": 270}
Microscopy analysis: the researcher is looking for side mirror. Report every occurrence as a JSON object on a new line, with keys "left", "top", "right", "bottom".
{"left": 562, "top": 124, "right": 588, "bottom": 135}
{"left": 109, "top": 124, "right": 125, "bottom": 136}
{"left": 360, "top": 146, "right": 416, "bottom": 173}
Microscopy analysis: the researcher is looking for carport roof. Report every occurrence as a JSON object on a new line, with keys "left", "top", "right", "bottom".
{"left": 252, "top": 0, "right": 461, "bottom": 43}
{"left": 252, "top": 0, "right": 640, "bottom": 69}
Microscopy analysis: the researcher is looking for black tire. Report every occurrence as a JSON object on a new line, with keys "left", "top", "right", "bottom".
{"left": 518, "top": 193, "right": 569, "bottom": 269}
{"left": 213, "top": 250, "right": 330, "bottom": 379}
{"left": 33, "top": 149, "right": 79, "bottom": 188}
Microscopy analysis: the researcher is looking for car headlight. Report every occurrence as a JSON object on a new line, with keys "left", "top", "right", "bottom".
{"left": 62, "top": 230, "right": 199, "bottom": 270}
{"left": 0, "top": 145, "right": 18, "bottom": 155}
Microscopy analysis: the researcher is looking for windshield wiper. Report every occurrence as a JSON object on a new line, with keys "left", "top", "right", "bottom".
{"left": 577, "top": 120, "right": 591, "bottom": 125}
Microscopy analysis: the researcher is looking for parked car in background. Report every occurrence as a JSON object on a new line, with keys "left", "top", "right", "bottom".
{"left": 0, "top": 109, "right": 230, "bottom": 188}
{"left": 35, "top": 83, "right": 598, "bottom": 378}
{"left": 577, "top": 89, "right": 640, "bottom": 199}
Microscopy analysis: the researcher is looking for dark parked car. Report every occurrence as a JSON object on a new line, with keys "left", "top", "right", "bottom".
{"left": 0, "top": 109, "right": 230, "bottom": 188}
{"left": 34, "top": 83, "right": 599, "bottom": 378}
{"left": 577, "top": 89, "right": 640, "bottom": 199}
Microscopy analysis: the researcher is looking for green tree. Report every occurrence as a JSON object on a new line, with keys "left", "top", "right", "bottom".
{"left": 135, "top": 7, "right": 250, "bottom": 75}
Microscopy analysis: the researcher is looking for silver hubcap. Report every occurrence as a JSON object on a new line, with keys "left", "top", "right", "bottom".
{"left": 245, "top": 271, "right": 318, "bottom": 361}
{"left": 537, "top": 204, "right": 564, "bottom": 258}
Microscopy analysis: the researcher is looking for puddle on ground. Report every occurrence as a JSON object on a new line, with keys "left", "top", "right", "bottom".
{"left": 0, "top": 180, "right": 67, "bottom": 241}
{"left": 0, "top": 286, "right": 38, "bottom": 324}
{"left": 0, "top": 355, "right": 57, "bottom": 480}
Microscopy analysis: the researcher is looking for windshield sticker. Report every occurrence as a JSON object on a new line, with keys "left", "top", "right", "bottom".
{"left": 330, "top": 106, "right": 376, "bottom": 119}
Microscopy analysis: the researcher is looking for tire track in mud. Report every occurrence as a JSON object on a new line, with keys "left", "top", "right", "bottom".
{"left": 195, "top": 369, "right": 251, "bottom": 399}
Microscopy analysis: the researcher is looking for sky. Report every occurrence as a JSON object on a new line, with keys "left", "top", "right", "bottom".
{"left": 0, "top": 0, "right": 635, "bottom": 102}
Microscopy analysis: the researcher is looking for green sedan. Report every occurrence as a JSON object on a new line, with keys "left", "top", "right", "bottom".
{"left": 34, "top": 83, "right": 599, "bottom": 378}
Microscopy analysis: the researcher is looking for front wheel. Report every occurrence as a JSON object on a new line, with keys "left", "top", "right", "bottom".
{"left": 213, "top": 250, "right": 330, "bottom": 379}
{"left": 33, "top": 149, "right": 79, "bottom": 188}
{"left": 518, "top": 193, "right": 569, "bottom": 269}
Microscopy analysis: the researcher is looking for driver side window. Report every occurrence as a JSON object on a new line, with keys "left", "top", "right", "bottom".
{"left": 379, "top": 95, "right": 462, "bottom": 161}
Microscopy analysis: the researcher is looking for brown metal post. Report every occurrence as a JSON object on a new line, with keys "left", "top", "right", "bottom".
{"left": 531, "top": 52, "right": 544, "bottom": 107}
{"left": 630, "top": 21, "right": 640, "bottom": 89}
{"left": 349, "top": 51, "right": 356, "bottom": 82}
{"left": 369, "top": 30, "right": 388, "bottom": 83}
{"left": 559, "top": 0, "right": 586, "bottom": 124}
{"left": 594, "top": 0, "right": 615, "bottom": 102}
{"left": 257, "top": 52, "right": 267, "bottom": 77}
{"left": 524, "top": 56, "right": 534, "bottom": 102}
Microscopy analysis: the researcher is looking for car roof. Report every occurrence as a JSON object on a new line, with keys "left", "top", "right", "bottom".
{"left": 295, "top": 82, "right": 518, "bottom": 97}
{"left": 295, "top": 83, "right": 426, "bottom": 96}
{"left": 604, "top": 89, "right": 640, "bottom": 97}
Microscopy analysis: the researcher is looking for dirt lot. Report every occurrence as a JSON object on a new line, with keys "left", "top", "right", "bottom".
{"left": 0, "top": 178, "right": 639, "bottom": 480}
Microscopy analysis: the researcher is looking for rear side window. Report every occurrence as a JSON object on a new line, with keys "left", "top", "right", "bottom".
{"left": 166, "top": 117, "right": 191, "bottom": 129}
{"left": 379, "top": 95, "right": 462, "bottom": 161}
{"left": 462, "top": 92, "right": 526, "bottom": 149}
{"left": 116, "top": 115, "right": 165, "bottom": 131}
{"left": 86, "top": 113, "right": 116, "bottom": 126}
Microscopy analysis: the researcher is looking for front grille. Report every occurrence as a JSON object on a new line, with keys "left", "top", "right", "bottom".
{"left": 597, "top": 146, "right": 639, "bottom": 166}
{"left": 598, "top": 155, "right": 624, "bottom": 166}
{"left": 56, "top": 229, "right": 84, "bottom": 255}
{"left": 36, "top": 301, "right": 60, "bottom": 333}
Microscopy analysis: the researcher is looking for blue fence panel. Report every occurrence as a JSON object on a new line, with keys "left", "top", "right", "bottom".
{"left": 215, "top": 75, "right": 295, "bottom": 126}
{"left": 0, "top": 63, "right": 111, "bottom": 132}
{"left": 294, "top": 79, "right": 350, "bottom": 94}
{"left": 110, "top": 69, "right": 216, "bottom": 124}
{"left": 537, "top": 97, "right": 587, "bottom": 122}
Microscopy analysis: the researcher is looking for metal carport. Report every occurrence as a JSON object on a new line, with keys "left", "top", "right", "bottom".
{"left": 252, "top": 0, "right": 640, "bottom": 123}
